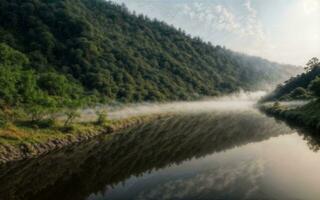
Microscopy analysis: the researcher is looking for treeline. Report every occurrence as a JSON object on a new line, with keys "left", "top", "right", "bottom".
{"left": 261, "top": 58, "right": 320, "bottom": 132}
{"left": 0, "top": 0, "right": 299, "bottom": 127}
{"left": 262, "top": 57, "right": 320, "bottom": 101}
{"left": 0, "top": 43, "right": 95, "bottom": 127}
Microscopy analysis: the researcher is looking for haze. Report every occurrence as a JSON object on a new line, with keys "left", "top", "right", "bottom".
{"left": 112, "top": 0, "right": 320, "bottom": 65}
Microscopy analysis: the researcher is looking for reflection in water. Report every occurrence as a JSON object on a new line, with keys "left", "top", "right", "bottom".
{"left": 263, "top": 111, "right": 320, "bottom": 152}
{"left": 130, "top": 159, "right": 266, "bottom": 200}
{"left": 0, "top": 108, "right": 320, "bottom": 200}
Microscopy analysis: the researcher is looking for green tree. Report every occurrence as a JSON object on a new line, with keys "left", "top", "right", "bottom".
{"left": 0, "top": 43, "right": 32, "bottom": 106}
{"left": 63, "top": 100, "right": 83, "bottom": 126}
{"left": 305, "top": 57, "right": 320, "bottom": 71}
{"left": 309, "top": 77, "right": 320, "bottom": 97}
{"left": 26, "top": 95, "right": 57, "bottom": 123}
{"left": 38, "top": 72, "right": 82, "bottom": 97}
{"left": 0, "top": 43, "right": 29, "bottom": 66}
{"left": 95, "top": 110, "right": 109, "bottom": 126}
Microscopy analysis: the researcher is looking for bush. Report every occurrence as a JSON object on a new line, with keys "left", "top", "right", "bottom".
{"left": 309, "top": 76, "right": 320, "bottom": 97}
{"left": 0, "top": 107, "right": 26, "bottom": 127}
{"left": 0, "top": 116, "right": 7, "bottom": 128}
{"left": 60, "top": 124, "right": 77, "bottom": 133}
{"left": 272, "top": 101, "right": 281, "bottom": 109}
{"left": 96, "top": 110, "right": 109, "bottom": 126}
{"left": 289, "top": 87, "right": 310, "bottom": 99}
{"left": 34, "top": 118, "right": 57, "bottom": 129}
{"left": 64, "top": 109, "right": 80, "bottom": 126}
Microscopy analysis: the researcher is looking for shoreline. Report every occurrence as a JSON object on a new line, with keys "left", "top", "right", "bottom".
{"left": 259, "top": 100, "right": 320, "bottom": 132}
{"left": 0, "top": 114, "right": 167, "bottom": 164}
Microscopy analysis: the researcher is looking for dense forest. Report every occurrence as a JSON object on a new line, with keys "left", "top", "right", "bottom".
{"left": 0, "top": 0, "right": 301, "bottom": 127}
{"left": 263, "top": 57, "right": 320, "bottom": 101}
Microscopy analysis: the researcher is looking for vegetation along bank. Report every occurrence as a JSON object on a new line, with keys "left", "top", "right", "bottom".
{"left": 260, "top": 58, "right": 320, "bottom": 131}
{"left": 0, "top": 0, "right": 302, "bottom": 163}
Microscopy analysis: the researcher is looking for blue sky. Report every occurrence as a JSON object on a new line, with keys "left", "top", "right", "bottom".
{"left": 111, "top": 0, "right": 320, "bottom": 65}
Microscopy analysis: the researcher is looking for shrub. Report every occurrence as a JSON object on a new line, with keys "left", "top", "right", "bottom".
{"left": 60, "top": 124, "right": 77, "bottom": 133}
{"left": 0, "top": 107, "right": 26, "bottom": 127}
{"left": 309, "top": 76, "right": 320, "bottom": 97}
{"left": 96, "top": 110, "right": 109, "bottom": 126}
{"left": 64, "top": 109, "right": 80, "bottom": 126}
{"left": 272, "top": 101, "right": 281, "bottom": 110}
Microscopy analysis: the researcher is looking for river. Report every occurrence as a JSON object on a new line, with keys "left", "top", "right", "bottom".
{"left": 0, "top": 98, "right": 319, "bottom": 200}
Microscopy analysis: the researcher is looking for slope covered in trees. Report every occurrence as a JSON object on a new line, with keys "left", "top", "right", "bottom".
{"left": 261, "top": 58, "right": 320, "bottom": 131}
{"left": 262, "top": 58, "right": 320, "bottom": 101}
{"left": 0, "top": 0, "right": 299, "bottom": 106}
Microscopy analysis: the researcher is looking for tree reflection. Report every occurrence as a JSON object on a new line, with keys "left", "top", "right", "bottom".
{"left": 0, "top": 110, "right": 293, "bottom": 200}
{"left": 263, "top": 111, "right": 320, "bottom": 152}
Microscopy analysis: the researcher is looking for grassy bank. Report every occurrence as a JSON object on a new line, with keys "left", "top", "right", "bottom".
{"left": 260, "top": 100, "right": 320, "bottom": 131}
{"left": 0, "top": 114, "right": 166, "bottom": 164}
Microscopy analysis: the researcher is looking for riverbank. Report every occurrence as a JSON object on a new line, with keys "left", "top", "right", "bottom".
{"left": 0, "top": 114, "right": 166, "bottom": 164}
{"left": 260, "top": 100, "right": 320, "bottom": 131}
{"left": 0, "top": 92, "right": 268, "bottom": 164}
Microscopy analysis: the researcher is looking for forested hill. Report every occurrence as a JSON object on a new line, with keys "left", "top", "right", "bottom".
{"left": 262, "top": 58, "right": 320, "bottom": 101}
{"left": 0, "top": 0, "right": 300, "bottom": 105}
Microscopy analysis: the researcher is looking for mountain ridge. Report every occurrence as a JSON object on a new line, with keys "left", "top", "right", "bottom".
{"left": 0, "top": 0, "right": 300, "bottom": 105}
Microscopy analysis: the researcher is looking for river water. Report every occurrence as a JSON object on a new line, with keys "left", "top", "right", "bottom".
{"left": 0, "top": 99, "right": 320, "bottom": 200}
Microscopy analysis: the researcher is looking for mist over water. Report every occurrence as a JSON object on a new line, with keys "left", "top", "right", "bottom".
{"left": 81, "top": 90, "right": 267, "bottom": 121}
{"left": 3, "top": 96, "right": 320, "bottom": 200}
{"left": 3, "top": 90, "right": 320, "bottom": 200}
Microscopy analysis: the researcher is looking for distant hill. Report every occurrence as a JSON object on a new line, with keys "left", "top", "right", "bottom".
{"left": 0, "top": 0, "right": 300, "bottom": 105}
{"left": 262, "top": 58, "right": 320, "bottom": 101}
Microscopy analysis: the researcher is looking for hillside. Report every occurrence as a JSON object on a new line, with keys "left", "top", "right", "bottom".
{"left": 261, "top": 58, "right": 320, "bottom": 131}
{"left": 0, "top": 0, "right": 300, "bottom": 107}
{"left": 262, "top": 58, "right": 320, "bottom": 101}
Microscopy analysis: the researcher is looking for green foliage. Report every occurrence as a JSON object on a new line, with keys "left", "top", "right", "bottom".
{"left": 0, "top": 43, "right": 29, "bottom": 66}
{"left": 64, "top": 110, "right": 80, "bottom": 127}
{"left": 26, "top": 96, "right": 57, "bottom": 122}
{"left": 305, "top": 57, "right": 320, "bottom": 71}
{"left": 96, "top": 110, "right": 109, "bottom": 126}
{"left": 272, "top": 101, "right": 280, "bottom": 109}
{"left": 0, "top": 0, "right": 302, "bottom": 130}
{"left": 0, "top": 42, "right": 87, "bottom": 126}
{"left": 0, "top": 43, "right": 32, "bottom": 105}
{"left": 63, "top": 99, "right": 83, "bottom": 126}
{"left": 309, "top": 77, "right": 320, "bottom": 97}
{"left": 38, "top": 72, "right": 83, "bottom": 98}
{"left": 280, "top": 87, "right": 311, "bottom": 100}
{"left": 264, "top": 100, "right": 320, "bottom": 131}
{"left": 0, "top": 0, "right": 298, "bottom": 105}
{"left": 0, "top": 106, "right": 26, "bottom": 128}
{"left": 263, "top": 57, "right": 320, "bottom": 101}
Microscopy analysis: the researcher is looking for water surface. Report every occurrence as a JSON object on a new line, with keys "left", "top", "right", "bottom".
{"left": 0, "top": 104, "right": 320, "bottom": 200}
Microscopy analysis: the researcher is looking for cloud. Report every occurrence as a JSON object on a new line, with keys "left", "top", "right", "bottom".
{"left": 111, "top": 0, "right": 319, "bottom": 65}
{"left": 173, "top": 0, "right": 268, "bottom": 55}
{"left": 111, "top": 0, "right": 267, "bottom": 45}
{"left": 179, "top": 3, "right": 239, "bottom": 32}
{"left": 303, "top": 0, "right": 320, "bottom": 15}
{"left": 242, "top": 0, "right": 266, "bottom": 41}
{"left": 136, "top": 159, "right": 266, "bottom": 200}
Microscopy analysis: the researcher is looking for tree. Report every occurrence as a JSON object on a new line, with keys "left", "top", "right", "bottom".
{"left": 95, "top": 110, "right": 109, "bottom": 125}
{"left": 64, "top": 109, "right": 80, "bottom": 126}
{"left": 63, "top": 100, "right": 83, "bottom": 126}
{"left": 305, "top": 57, "right": 320, "bottom": 71}
{"left": 0, "top": 0, "right": 299, "bottom": 107}
{"left": 289, "top": 87, "right": 309, "bottom": 99}
{"left": 0, "top": 43, "right": 32, "bottom": 105}
{"left": 38, "top": 72, "right": 82, "bottom": 97}
{"left": 26, "top": 95, "right": 57, "bottom": 123}
{"left": 0, "top": 43, "right": 29, "bottom": 66}
{"left": 309, "top": 76, "right": 320, "bottom": 97}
